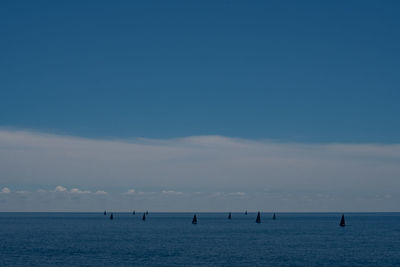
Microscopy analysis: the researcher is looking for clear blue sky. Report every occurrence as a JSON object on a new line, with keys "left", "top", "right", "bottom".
{"left": 1, "top": 0, "right": 399, "bottom": 142}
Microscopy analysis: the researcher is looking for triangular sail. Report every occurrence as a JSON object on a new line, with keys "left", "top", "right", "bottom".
{"left": 228, "top": 212, "right": 232, "bottom": 220}
{"left": 256, "top": 211, "right": 261, "bottom": 223}
{"left": 339, "top": 214, "right": 345, "bottom": 227}
{"left": 110, "top": 213, "right": 113, "bottom": 220}
{"left": 272, "top": 213, "right": 276, "bottom": 220}
{"left": 192, "top": 214, "right": 197, "bottom": 224}
{"left": 142, "top": 213, "right": 146, "bottom": 221}
{"left": 245, "top": 210, "right": 248, "bottom": 215}
{"left": 104, "top": 210, "right": 106, "bottom": 215}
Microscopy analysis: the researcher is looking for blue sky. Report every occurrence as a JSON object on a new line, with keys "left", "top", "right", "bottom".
{"left": 1, "top": 1, "right": 400, "bottom": 211}
{"left": 1, "top": 0, "right": 400, "bottom": 142}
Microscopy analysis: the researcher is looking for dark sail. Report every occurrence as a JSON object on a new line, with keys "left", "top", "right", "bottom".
{"left": 272, "top": 213, "right": 276, "bottom": 220}
{"left": 110, "top": 213, "right": 113, "bottom": 220}
{"left": 339, "top": 214, "right": 345, "bottom": 227}
{"left": 192, "top": 214, "right": 197, "bottom": 224}
{"left": 256, "top": 211, "right": 261, "bottom": 223}
{"left": 104, "top": 210, "right": 106, "bottom": 215}
{"left": 245, "top": 210, "right": 248, "bottom": 215}
{"left": 142, "top": 213, "right": 146, "bottom": 221}
{"left": 146, "top": 210, "right": 149, "bottom": 215}
{"left": 228, "top": 212, "right": 232, "bottom": 220}
{"left": 132, "top": 210, "right": 135, "bottom": 215}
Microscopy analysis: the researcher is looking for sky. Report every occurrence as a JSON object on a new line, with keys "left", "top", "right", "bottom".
{"left": 1, "top": 1, "right": 400, "bottom": 211}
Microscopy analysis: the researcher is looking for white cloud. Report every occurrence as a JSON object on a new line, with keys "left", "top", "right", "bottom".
{"left": 1, "top": 187, "right": 11, "bottom": 194}
{"left": 70, "top": 188, "right": 90, "bottom": 194}
{"left": 55, "top": 186, "right": 67, "bottom": 192}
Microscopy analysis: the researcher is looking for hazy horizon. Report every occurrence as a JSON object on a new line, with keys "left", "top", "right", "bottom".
{"left": 1, "top": 129, "right": 399, "bottom": 212}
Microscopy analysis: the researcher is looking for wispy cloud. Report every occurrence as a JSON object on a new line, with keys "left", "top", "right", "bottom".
{"left": 1, "top": 129, "right": 400, "bottom": 211}
{"left": 16, "top": 190, "right": 29, "bottom": 194}
{"left": 162, "top": 190, "right": 184, "bottom": 195}
{"left": 227, "top": 192, "right": 246, "bottom": 197}
{"left": 95, "top": 190, "right": 108, "bottom": 195}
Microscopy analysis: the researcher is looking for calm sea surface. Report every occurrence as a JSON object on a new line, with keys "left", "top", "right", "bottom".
{"left": 0, "top": 212, "right": 399, "bottom": 266}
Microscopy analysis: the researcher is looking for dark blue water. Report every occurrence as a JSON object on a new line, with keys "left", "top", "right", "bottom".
{"left": 1, "top": 213, "right": 400, "bottom": 266}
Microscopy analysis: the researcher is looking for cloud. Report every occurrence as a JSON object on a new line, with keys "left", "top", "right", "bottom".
{"left": 125, "top": 189, "right": 136, "bottom": 195}
{"left": 162, "top": 190, "right": 183, "bottom": 195}
{"left": 227, "top": 192, "right": 246, "bottom": 197}
{"left": 95, "top": 190, "right": 108, "bottom": 195}
{"left": 1, "top": 187, "right": 11, "bottom": 194}
{"left": 1, "top": 129, "right": 400, "bottom": 211}
{"left": 70, "top": 188, "right": 91, "bottom": 194}
{"left": 55, "top": 186, "right": 67, "bottom": 192}
{"left": 16, "top": 190, "right": 29, "bottom": 194}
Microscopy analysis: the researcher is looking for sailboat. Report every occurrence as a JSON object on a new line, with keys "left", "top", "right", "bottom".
{"left": 132, "top": 210, "right": 135, "bottom": 215}
{"left": 192, "top": 214, "right": 197, "bottom": 224}
{"left": 339, "top": 214, "right": 345, "bottom": 227}
{"left": 272, "top": 213, "right": 276, "bottom": 220}
{"left": 104, "top": 210, "right": 106, "bottom": 215}
{"left": 142, "top": 213, "right": 146, "bottom": 221}
{"left": 146, "top": 210, "right": 149, "bottom": 215}
{"left": 256, "top": 211, "right": 261, "bottom": 223}
{"left": 228, "top": 212, "right": 232, "bottom": 220}
{"left": 245, "top": 210, "right": 248, "bottom": 215}
{"left": 110, "top": 213, "right": 113, "bottom": 220}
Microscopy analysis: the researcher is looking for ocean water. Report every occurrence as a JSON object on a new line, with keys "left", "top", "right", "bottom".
{"left": 0, "top": 212, "right": 399, "bottom": 266}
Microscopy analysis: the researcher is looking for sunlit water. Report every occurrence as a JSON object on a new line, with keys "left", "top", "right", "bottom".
{"left": 1, "top": 213, "right": 399, "bottom": 266}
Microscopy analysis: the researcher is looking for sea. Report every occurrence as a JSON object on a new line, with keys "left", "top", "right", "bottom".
{"left": 0, "top": 212, "right": 399, "bottom": 266}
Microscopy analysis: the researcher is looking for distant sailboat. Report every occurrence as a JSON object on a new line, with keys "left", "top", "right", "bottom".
{"left": 256, "top": 211, "right": 261, "bottom": 223}
{"left": 132, "top": 210, "right": 135, "bottom": 215}
{"left": 146, "top": 210, "right": 149, "bottom": 215}
{"left": 110, "top": 213, "right": 113, "bottom": 220}
{"left": 245, "top": 210, "right": 248, "bottom": 215}
{"left": 228, "top": 212, "right": 232, "bottom": 220}
{"left": 104, "top": 210, "right": 106, "bottom": 215}
{"left": 272, "top": 213, "right": 276, "bottom": 220}
{"left": 142, "top": 213, "right": 146, "bottom": 221}
{"left": 339, "top": 214, "right": 345, "bottom": 227}
{"left": 192, "top": 214, "right": 197, "bottom": 224}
